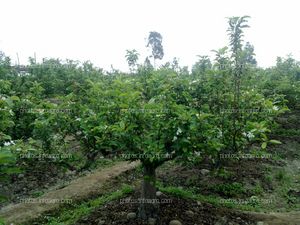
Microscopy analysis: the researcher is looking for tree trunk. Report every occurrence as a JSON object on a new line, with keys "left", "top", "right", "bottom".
{"left": 138, "top": 163, "right": 159, "bottom": 221}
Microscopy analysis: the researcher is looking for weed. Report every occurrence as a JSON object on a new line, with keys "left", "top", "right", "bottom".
{"left": 212, "top": 182, "right": 245, "bottom": 197}
{"left": 275, "top": 169, "right": 291, "bottom": 184}
{"left": 252, "top": 183, "right": 264, "bottom": 195}
{"left": 215, "top": 167, "right": 233, "bottom": 180}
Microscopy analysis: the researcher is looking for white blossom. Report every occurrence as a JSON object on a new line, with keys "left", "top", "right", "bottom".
{"left": 217, "top": 129, "right": 223, "bottom": 138}
{"left": 176, "top": 127, "right": 182, "bottom": 135}
{"left": 3, "top": 141, "right": 15, "bottom": 146}
{"left": 243, "top": 132, "right": 255, "bottom": 139}
{"left": 4, "top": 142, "right": 10, "bottom": 146}
{"left": 195, "top": 151, "right": 201, "bottom": 156}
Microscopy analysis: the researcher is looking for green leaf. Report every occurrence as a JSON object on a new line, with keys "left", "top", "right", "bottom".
{"left": 261, "top": 142, "right": 267, "bottom": 149}
{"left": 269, "top": 139, "right": 282, "bottom": 145}
{"left": 148, "top": 97, "right": 156, "bottom": 104}
{"left": 261, "top": 133, "right": 267, "bottom": 141}
{"left": 10, "top": 96, "right": 20, "bottom": 101}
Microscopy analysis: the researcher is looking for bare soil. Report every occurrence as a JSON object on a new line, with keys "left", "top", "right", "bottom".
{"left": 0, "top": 161, "right": 139, "bottom": 225}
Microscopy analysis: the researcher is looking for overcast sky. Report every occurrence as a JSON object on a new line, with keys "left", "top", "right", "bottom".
{"left": 1, "top": 0, "right": 299, "bottom": 71}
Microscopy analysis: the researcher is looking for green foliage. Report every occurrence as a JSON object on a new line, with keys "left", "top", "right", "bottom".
{"left": 275, "top": 169, "right": 291, "bottom": 184}
{"left": 0, "top": 146, "right": 21, "bottom": 203}
{"left": 212, "top": 182, "right": 245, "bottom": 197}
{"left": 214, "top": 168, "right": 233, "bottom": 180}
{"left": 264, "top": 174, "right": 273, "bottom": 184}
{"left": 125, "top": 49, "right": 139, "bottom": 72}
{"left": 160, "top": 186, "right": 257, "bottom": 211}
{"left": 0, "top": 51, "right": 12, "bottom": 80}
{"left": 252, "top": 183, "right": 264, "bottom": 195}
{"left": 0, "top": 147, "right": 19, "bottom": 181}
{"left": 160, "top": 186, "right": 194, "bottom": 199}
{"left": 11, "top": 98, "right": 37, "bottom": 139}
{"left": 227, "top": 16, "right": 250, "bottom": 58}
{"left": 0, "top": 96, "right": 14, "bottom": 144}
{"left": 32, "top": 190, "right": 44, "bottom": 198}
{"left": 192, "top": 55, "right": 212, "bottom": 76}
{"left": 248, "top": 195, "right": 261, "bottom": 207}
{"left": 0, "top": 16, "right": 299, "bottom": 218}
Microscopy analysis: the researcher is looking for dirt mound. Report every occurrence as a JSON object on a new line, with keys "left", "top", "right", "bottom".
{"left": 0, "top": 161, "right": 139, "bottom": 225}
{"left": 75, "top": 190, "right": 256, "bottom": 225}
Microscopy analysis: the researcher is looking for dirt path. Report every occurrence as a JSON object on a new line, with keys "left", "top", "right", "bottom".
{"left": 246, "top": 211, "right": 300, "bottom": 225}
{"left": 1, "top": 159, "right": 299, "bottom": 225}
{"left": 0, "top": 161, "right": 139, "bottom": 225}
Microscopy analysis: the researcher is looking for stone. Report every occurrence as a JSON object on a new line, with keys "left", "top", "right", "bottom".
{"left": 169, "top": 220, "right": 182, "bottom": 225}
{"left": 200, "top": 169, "right": 210, "bottom": 176}
{"left": 228, "top": 222, "right": 239, "bottom": 225}
{"left": 214, "top": 216, "right": 228, "bottom": 225}
{"left": 257, "top": 222, "right": 264, "bottom": 225}
{"left": 148, "top": 217, "right": 156, "bottom": 225}
{"left": 66, "top": 171, "right": 76, "bottom": 176}
{"left": 97, "top": 220, "right": 105, "bottom": 225}
{"left": 18, "top": 174, "right": 25, "bottom": 178}
{"left": 156, "top": 191, "right": 163, "bottom": 197}
{"left": 185, "top": 210, "right": 194, "bottom": 217}
{"left": 127, "top": 212, "right": 137, "bottom": 219}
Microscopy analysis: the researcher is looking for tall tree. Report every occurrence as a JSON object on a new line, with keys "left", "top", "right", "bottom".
{"left": 227, "top": 15, "right": 250, "bottom": 151}
{"left": 146, "top": 31, "right": 164, "bottom": 68}
{"left": 125, "top": 49, "right": 139, "bottom": 73}
{"left": 171, "top": 57, "right": 179, "bottom": 72}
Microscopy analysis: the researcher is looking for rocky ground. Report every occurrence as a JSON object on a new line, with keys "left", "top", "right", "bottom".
{"left": 75, "top": 189, "right": 257, "bottom": 225}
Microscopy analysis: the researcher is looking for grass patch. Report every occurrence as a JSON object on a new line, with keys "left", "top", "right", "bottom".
{"left": 214, "top": 168, "right": 234, "bottom": 180}
{"left": 252, "top": 183, "right": 264, "bottom": 196}
{"left": 211, "top": 182, "right": 246, "bottom": 197}
{"left": 30, "top": 185, "right": 134, "bottom": 225}
{"left": 274, "top": 169, "right": 291, "bottom": 184}
{"left": 0, "top": 218, "right": 5, "bottom": 225}
{"left": 159, "top": 186, "right": 261, "bottom": 211}
{"left": 32, "top": 190, "right": 44, "bottom": 198}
